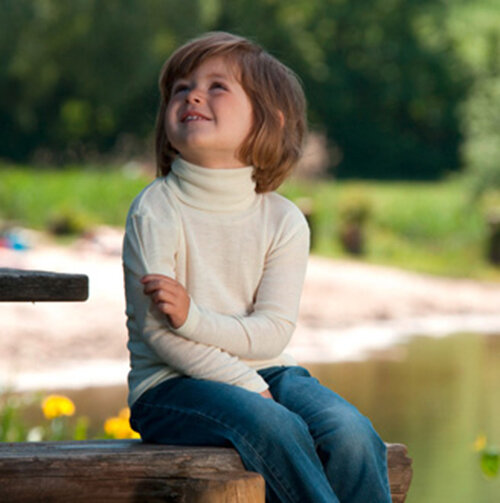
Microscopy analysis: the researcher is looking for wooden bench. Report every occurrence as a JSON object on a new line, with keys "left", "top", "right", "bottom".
{"left": 0, "top": 268, "right": 89, "bottom": 302}
{"left": 0, "top": 269, "right": 412, "bottom": 501}
{"left": 0, "top": 440, "right": 412, "bottom": 502}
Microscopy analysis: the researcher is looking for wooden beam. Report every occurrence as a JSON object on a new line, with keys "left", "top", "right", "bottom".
{"left": 0, "top": 440, "right": 412, "bottom": 502}
{"left": 0, "top": 440, "right": 263, "bottom": 502}
{"left": 0, "top": 268, "right": 88, "bottom": 302}
{"left": 387, "top": 443, "right": 413, "bottom": 503}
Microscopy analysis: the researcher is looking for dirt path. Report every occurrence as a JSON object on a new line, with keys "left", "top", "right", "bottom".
{"left": 1, "top": 228, "right": 500, "bottom": 389}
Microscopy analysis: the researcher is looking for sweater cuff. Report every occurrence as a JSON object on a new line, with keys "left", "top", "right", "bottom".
{"left": 174, "top": 296, "right": 201, "bottom": 337}
{"left": 238, "top": 374, "right": 269, "bottom": 394}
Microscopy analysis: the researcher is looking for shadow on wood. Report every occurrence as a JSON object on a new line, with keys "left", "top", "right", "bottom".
{"left": 0, "top": 440, "right": 412, "bottom": 502}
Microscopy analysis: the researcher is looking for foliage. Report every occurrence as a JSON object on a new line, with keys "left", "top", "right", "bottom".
{"left": 336, "top": 189, "right": 373, "bottom": 255}
{"left": 281, "top": 176, "right": 499, "bottom": 279}
{"left": 1, "top": 164, "right": 499, "bottom": 278}
{"left": 0, "top": 394, "right": 34, "bottom": 442}
{"left": 337, "top": 189, "right": 372, "bottom": 226}
{"left": 460, "top": 78, "right": 500, "bottom": 196}
{"left": 0, "top": 163, "right": 151, "bottom": 231}
{"left": 0, "top": 0, "right": 204, "bottom": 163}
{"left": 218, "top": 0, "right": 466, "bottom": 179}
{"left": 474, "top": 434, "right": 499, "bottom": 479}
{"left": 0, "top": 391, "right": 137, "bottom": 442}
{"left": 446, "top": 1, "right": 500, "bottom": 196}
{"left": 4, "top": 0, "right": 500, "bottom": 180}
{"left": 0, "top": 392, "right": 84, "bottom": 442}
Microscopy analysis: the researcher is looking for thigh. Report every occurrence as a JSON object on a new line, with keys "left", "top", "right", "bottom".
{"left": 130, "top": 376, "right": 305, "bottom": 447}
{"left": 132, "top": 376, "right": 340, "bottom": 503}
{"left": 260, "top": 366, "right": 369, "bottom": 437}
{"left": 260, "top": 367, "right": 390, "bottom": 503}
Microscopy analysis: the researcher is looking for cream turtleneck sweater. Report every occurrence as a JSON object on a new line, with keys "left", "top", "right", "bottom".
{"left": 123, "top": 157, "right": 310, "bottom": 407}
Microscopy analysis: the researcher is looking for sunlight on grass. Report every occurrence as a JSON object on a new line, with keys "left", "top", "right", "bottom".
{"left": 0, "top": 163, "right": 498, "bottom": 280}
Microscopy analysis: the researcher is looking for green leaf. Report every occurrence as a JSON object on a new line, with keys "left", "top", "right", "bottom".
{"left": 480, "top": 448, "right": 499, "bottom": 478}
{"left": 73, "top": 416, "right": 89, "bottom": 441}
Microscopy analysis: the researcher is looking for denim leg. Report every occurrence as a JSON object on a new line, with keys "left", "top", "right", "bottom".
{"left": 260, "top": 366, "right": 392, "bottom": 503}
{"left": 130, "top": 376, "right": 338, "bottom": 503}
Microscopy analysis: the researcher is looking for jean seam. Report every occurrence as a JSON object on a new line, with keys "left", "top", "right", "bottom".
{"left": 136, "top": 398, "right": 299, "bottom": 503}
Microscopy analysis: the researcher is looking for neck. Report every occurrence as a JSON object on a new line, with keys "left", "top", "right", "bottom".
{"left": 166, "top": 157, "right": 257, "bottom": 212}
{"left": 180, "top": 154, "right": 248, "bottom": 170}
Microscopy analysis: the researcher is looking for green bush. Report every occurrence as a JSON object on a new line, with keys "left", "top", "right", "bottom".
{"left": 281, "top": 177, "right": 498, "bottom": 279}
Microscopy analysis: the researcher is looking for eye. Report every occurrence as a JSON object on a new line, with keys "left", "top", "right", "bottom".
{"left": 210, "top": 81, "right": 228, "bottom": 91}
{"left": 172, "top": 83, "right": 189, "bottom": 94}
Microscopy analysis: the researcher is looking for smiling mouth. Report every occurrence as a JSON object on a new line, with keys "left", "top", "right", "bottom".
{"left": 181, "top": 112, "right": 211, "bottom": 123}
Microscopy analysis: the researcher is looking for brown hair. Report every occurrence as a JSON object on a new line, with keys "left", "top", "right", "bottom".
{"left": 155, "top": 32, "right": 307, "bottom": 193}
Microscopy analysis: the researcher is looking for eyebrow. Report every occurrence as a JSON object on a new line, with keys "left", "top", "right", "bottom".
{"left": 205, "top": 72, "right": 231, "bottom": 80}
{"left": 175, "top": 72, "right": 232, "bottom": 83}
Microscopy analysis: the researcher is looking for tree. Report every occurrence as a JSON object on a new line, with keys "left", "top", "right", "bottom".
{"left": 0, "top": 0, "right": 204, "bottom": 163}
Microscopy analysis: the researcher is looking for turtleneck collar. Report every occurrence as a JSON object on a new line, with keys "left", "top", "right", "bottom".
{"left": 165, "top": 157, "right": 258, "bottom": 212}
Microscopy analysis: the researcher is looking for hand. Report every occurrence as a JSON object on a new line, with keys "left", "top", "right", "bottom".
{"left": 260, "top": 389, "right": 274, "bottom": 400}
{"left": 141, "top": 274, "right": 190, "bottom": 329}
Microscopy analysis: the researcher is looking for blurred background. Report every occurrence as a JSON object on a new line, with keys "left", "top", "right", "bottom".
{"left": 1, "top": 1, "right": 499, "bottom": 501}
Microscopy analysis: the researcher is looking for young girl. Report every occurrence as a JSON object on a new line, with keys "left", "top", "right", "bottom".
{"left": 123, "top": 32, "right": 391, "bottom": 503}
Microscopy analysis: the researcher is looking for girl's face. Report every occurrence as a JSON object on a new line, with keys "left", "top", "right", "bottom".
{"left": 165, "top": 56, "right": 254, "bottom": 169}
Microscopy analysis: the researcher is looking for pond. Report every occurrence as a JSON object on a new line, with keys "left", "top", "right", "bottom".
{"left": 308, "top": 332, "right": 500, "bottom": 503}
{"left": 23, "top": 331, "right": 500, "bottom": 503}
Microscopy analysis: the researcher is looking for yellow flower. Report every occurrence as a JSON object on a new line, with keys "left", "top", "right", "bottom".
{"left": 119, "top": 408, "right": 131, "bottom": 420}
{"left": 104, "top": 408, "right": 140, "bottom": 439}
{"left": 42, "top": 395, "right": 76, "bottom": 420}
{"left": 474, "top": 434, "right": 487, "bottom": 452}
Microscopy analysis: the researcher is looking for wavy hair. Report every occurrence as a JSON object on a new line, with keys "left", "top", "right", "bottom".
{"left": 155, "top": 32, "right": 307, "bottom": 193}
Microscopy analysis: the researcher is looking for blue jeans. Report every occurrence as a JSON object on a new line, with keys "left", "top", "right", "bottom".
{"left": 130, "top": 366, "right": 391, "bottom": 503}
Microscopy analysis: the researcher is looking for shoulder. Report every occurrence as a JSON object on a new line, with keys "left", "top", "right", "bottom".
{"left": 127, "top": 177, "right": 178, "bottom": 221}
{"left": 261, "top": 192, "right": 308, "bottom": 229}
{"left": 125, "top": 177, "right": 182, "bottom": 240}
{"left": 260, "top": 192, "right": 310, "bottom": 250}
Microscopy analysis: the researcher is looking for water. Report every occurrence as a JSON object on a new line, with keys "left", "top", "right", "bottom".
{"left": 307, "top": 333, "right": 500, "bottom": 503}
{"left": 35, "top": 332, "right": 500, "bottom": 502}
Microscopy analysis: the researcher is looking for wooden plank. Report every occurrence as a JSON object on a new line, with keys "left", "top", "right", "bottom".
{"left": 0, "top": 440, "right": 247, "bottom": 478}
{"left": 387, "top": 443, "right": 413, "bottom": 503}
{"left": 0, "top": 440, "right": 264, "bottom": 502}
{"left": 0, "top": 268, "right": 88, "bottom": 302}
{"left": 0, "top": 440, "right": 411, "bottom": 502}
{"left": 0, "top": 471, "right": 264, "bottom": 503}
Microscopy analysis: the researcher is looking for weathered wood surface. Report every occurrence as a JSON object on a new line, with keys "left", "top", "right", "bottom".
{"left": 387, "top": 443, "right": 413, "bottom": 503}
{"left": 0, "top": 268, "right": 88, "bottom": 302}
{"left": 0, "top": 439, "right": 412, "bottom": 502}
{"left": 0, "top": 440, "right": 264, "bottom": 502}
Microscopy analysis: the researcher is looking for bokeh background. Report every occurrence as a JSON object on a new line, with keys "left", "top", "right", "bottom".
{"left": 1, "top": 1, "right": 500, "bottom": 502}
{"left": 1, "top": 0, "right": 499, "bottom": 184}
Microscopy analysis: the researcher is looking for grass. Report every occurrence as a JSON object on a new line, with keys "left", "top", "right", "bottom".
{"left": 281, "top": 176, "right": 500, "bottom": 280}
{"left": 0, "top": 163, "right": 150, "bottom": 231}
{"left": 1, "top": 162, "right": 499, "bottom": 280}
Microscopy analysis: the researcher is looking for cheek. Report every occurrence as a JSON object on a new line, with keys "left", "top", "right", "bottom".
{"left": 242, "top": 99, "right": 255, "bottom": 135}
{"left": 164, "top": 106, "right": 177, "bottom": 143}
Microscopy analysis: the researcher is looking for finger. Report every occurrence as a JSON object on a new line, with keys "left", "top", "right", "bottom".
{"left": 156, "top": 301, "right": 176, "bottom": 316}
{"left": 151, "top": 290, "right": 179, "bottom": 305}
{"left": 141, "top": 274, "right": 176, "bottom": 284}
{"left": 259, "top": 389, "right": 273, "bottom": 399}
{"left": 143, "top": 279, "right": 178, "bottom": 294}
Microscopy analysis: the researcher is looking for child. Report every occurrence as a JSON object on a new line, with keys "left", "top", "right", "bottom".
{"left": 123, "top": 32, "right": 391, "bottom": 502}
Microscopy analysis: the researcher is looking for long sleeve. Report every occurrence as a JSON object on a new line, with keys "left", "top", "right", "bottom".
{"left": 123, "top": 209, "right": 269, "bottom": 393}
{"left": 172, "top": 220, "right": 310, "bottom": 359}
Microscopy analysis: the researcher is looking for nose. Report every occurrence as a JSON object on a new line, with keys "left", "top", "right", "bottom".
{"left": 185, "top": 88, "right": 203, "bottom": 104}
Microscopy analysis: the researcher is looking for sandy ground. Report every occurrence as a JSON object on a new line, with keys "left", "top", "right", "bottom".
{"left": 1, "top": 227, "right": 500, "bottom": 390}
